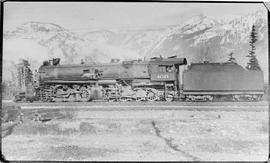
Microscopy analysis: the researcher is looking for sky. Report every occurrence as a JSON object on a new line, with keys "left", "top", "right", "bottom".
{"left": 4, "top": 2, "right": 267, "bottom": 33}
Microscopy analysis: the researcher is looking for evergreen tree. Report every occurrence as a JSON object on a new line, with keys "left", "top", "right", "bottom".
{"left": 17, "top": 59, "right": 33, "bottom": 92}
{"left": 227, "top": 52, "right": 236, "bottom": 63}
{"left": 246, "top": 25, "right": 261, "bottom": 70}
{"left": 23, "top": 60, "right": 33, "bottom": 86}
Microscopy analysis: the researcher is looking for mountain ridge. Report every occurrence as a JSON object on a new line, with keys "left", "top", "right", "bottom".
{"left": 3, "top": 10, "right": 268, "bottom": 81}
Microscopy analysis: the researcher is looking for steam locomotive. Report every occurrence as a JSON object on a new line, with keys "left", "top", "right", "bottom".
{"left": 23, "top": 56, "right": 265, "bottom": 102}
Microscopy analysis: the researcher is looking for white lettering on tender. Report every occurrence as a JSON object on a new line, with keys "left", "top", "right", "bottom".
{"left": 157, "top": 75, "right": 169, "bottom": 79}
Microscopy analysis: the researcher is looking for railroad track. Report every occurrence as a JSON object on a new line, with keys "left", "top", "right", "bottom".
{"left": 12, "top": 100, "right": 268, "bottom": 106}
{"left": 3, "top": 100, "right": 268, "bottom": 111}
{"left": 13, "top": 101, "right": 268, "bottom": 112}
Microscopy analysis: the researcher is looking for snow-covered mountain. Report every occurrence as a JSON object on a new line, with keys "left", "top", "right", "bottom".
{"left": 113, "top": 11, "right": 267, "bottom": 61}
{"left": 4, "top": 21, "right": 84, "bottom": 64}
{"left": 83, "top": 30, "right": 115, "bottom": 43}
{"left": 3, "top": 22, "right": 140, "bottom": 65}
{"left": 3, "top": 10, "right": 268, "bottom": 81}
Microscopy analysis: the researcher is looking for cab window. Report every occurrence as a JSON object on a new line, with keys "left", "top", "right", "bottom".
{"left": 158, "top": 65, "right": 173, "bottom": 72}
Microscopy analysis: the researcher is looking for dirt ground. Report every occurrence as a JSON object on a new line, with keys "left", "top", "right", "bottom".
{"left": 1, "top": 108, "right": 268, "bottom": 161}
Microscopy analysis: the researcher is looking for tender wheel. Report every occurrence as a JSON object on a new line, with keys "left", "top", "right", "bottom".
{"left": 136, "top": 97, "right": 145, "bottom": 102}
{"left": 251, "top": 95, "right": 261, "bottom": 102}
{"left": 119, "top": 97, "right": 132, "bottom": 102}
{"left": 233, "top": 95, "right": 240, "bottom": 102}
{"left": 108, "top": 98, "right": 117, "bottom": 102}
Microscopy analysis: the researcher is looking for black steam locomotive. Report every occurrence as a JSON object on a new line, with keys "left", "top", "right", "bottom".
{"left": 19, "top": 56, "right": 265, "bottom": 102}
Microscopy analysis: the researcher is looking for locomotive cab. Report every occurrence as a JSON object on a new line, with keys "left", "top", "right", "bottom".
{"left": 149, "top": 57, "right": 187, "bottom": 83}
{"left": 149, "top": 57, "right": 187, "bottom": 101}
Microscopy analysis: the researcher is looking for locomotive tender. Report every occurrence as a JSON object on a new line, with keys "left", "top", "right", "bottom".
{"left": 183, "top": 62, "right": 264, "bottom": 101}
{"left": 35, "top": 57, "right": 264, "bottom": 102}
